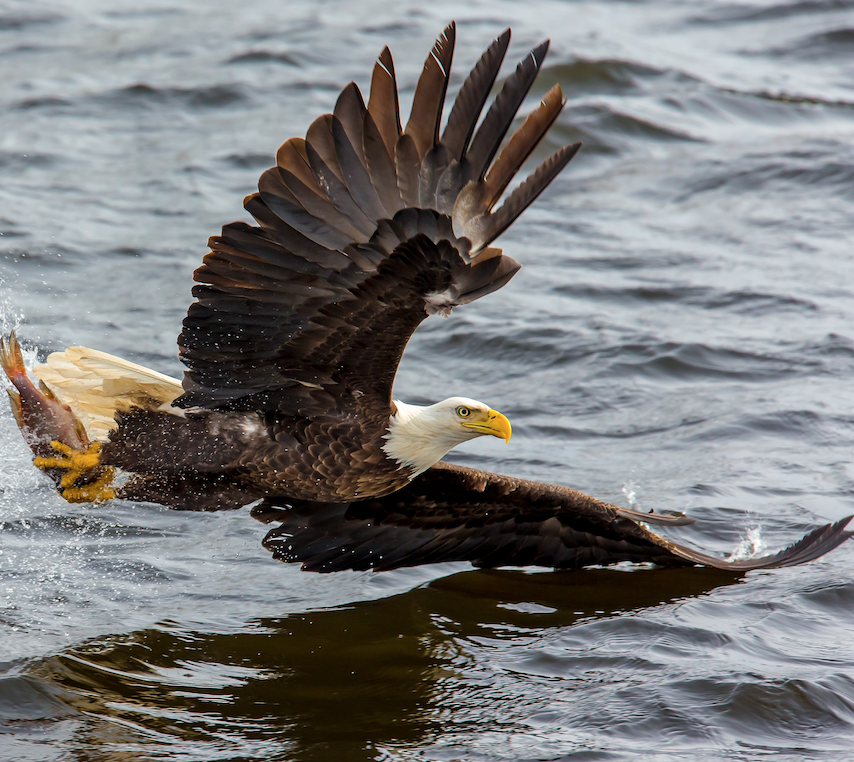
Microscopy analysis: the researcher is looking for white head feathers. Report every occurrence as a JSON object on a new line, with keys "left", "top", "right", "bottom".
{"left": 382, "top": 396, "right": 511, "bottom": 478}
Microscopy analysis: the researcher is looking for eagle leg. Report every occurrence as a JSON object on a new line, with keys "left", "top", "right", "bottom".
{"left": 33, "top": 440, "right": 116, "bottom": 503}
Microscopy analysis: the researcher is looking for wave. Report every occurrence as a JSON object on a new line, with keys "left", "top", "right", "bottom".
{"left": 0, "top": 12, "right": 63, "bottom": 32}
{"left": 545, "top": 58, "right": 677, "bottom": 95}
{"left": 688, "top": 0, "right": 854, "bottom": 25}
{"left": 554, "top": 283, "right": 818, "bottom": 316}
{"left": 227, "top": 50, "right": 299, "bottom": 66}
{"left": 96, "top": 83, "right": 247, "bottom": 110}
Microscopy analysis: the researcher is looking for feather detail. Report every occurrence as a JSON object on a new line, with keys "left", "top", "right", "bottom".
{"left": 368, "top": 46, "right": 401, "bottom": 158}
{"left": 256, "top": 462, "right": 854, "bottom": 573}
{"left": 465, "top": 40, "right": 550, "bottom": 181}
{"left": 404, "top": 22, "right": 456, "bottom": 159}
{"left": 442, "top": 28, "right": 511, "bottom": 161}
{"left": 482, "top": 84, "right": 565, "bottom": 212}
{"left": 33, "top": 347, "right": 183, "bottom": 441}
{"left": 460, "top": 142, "right": 582, "bottom": 252}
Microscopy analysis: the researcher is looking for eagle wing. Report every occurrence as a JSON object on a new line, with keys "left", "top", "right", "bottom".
{"left": 176, "top": 24, "right": 580, "bottom": 414}
{"left": 254, "top": 462, "right": 854, "bottom": 572}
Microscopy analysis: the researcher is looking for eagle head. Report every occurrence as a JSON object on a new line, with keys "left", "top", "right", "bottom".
{"left": 382, "top": 396, "right": 511, "bottom": 477}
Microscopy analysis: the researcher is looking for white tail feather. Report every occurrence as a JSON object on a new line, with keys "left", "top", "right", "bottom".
{"left": 33, "top": 346, "right": 184, "bottom": 441}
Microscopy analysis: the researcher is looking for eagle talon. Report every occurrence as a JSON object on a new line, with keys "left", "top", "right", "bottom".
{"left": 60, "top": 468, "right": 117, "bottom": 503}
{"left": 33, "top": 440, "right": 115, "bottom": 503}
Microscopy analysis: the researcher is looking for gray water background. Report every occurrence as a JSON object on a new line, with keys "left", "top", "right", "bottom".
{"left": 1, "top": 0, "right": 854, "bottom": 759}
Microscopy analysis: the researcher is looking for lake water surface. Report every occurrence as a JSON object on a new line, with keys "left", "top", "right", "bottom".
{"left": 2, "top": 0, "right": 854, "bottom": 759}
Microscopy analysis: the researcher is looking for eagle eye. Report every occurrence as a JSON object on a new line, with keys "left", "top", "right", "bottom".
{"left": 456, "top": 406, "right": 472, "bottom": 418}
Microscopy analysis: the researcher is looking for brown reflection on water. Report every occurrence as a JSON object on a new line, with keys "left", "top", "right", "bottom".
{"left": 32, "top": 567, "right": 742, "bottom": 761}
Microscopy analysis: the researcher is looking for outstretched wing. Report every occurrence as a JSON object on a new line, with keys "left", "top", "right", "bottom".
{"left": 253, "top": 462, "right": 854, "bottom": 572}
{"left": 177, "top": 23, "right": 580, "bottom": 413}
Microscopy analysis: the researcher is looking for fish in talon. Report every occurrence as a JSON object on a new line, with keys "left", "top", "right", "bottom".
{"left": 0, "top": 332, "right": 115, "bottom": 501}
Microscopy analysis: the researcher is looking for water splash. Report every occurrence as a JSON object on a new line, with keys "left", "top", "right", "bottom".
{"left": 0, "top": 276, "right": 24, "bottom": 344}
{"left": 0, "top": 275, "right": 39, "bottom": 391}
{"left": 621, "top": 480, "right": 639, "bottom": 509}
{"left": 0, "top": 279, "right": 46, "bottom": 510}
{"left": 728, "top": 525, "right": 767, "bottom": 561}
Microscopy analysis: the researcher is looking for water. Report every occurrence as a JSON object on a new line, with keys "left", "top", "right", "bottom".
{"left": 2, "top": 0, "right": 854, "bottom": 759}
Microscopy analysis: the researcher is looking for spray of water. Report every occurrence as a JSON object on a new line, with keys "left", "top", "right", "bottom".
{"left": 727, "top": 524, "right": 767, "bottom": 561}
{"left": 0, "top": 282, "right": 48, "bottom": 512}
{"left": 621, "top": 481, "right": 639, "bottom": 509}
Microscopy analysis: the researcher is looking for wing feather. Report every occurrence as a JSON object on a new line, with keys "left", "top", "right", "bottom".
{"left": 305, "top": 114, "right": 345, "bottom": 183}
{"left": 367, "top": 46, "right": 401, "bottom": 157}
{"left": 275, "top": 138, "right": 323, "bottom": 196}
{"left": 404, "top": 22, "right": 456, "bottom": 159}
{"left": 458, "top": 142, "right": 582, "bottom": 252}
{"left": 331, "top": 113, "right": 387, "bottom": 222}
{"left": 441, "top": 28, "right": 511, "bottom": 161}
{"left": 482, "top": 84, "right": 565, "bottom": 211}
{"left": 178, "top": 26, "right": 580, "bottom": 412}
{"left": 256, "top": 462, "right": 854, "bottom": 573}
{"left": 394, "top": 133, "right": 421, "bottom": 207}
{"left": 333, "top": 82, "right": 368, "bottom": 166}
{"left": 303, "top": 134, "right": 376, "bottom": 235}
{"left": 258, "top": 167, "right": 359, "bottom": 247}
{"left": 362, "top": 109, "right": 403, "bottom": 216}
{"left": 465, "top": 40, "right": 550, "bottom": 181}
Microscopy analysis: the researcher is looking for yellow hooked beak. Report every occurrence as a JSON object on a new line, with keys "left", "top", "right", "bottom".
{"left": 462, "top": 409, "right": 512, "bottom": 443}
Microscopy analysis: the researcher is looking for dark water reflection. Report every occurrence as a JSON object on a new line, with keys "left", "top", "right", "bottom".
{"left": 28, "top": 568, "right": 740, "bottom": 761}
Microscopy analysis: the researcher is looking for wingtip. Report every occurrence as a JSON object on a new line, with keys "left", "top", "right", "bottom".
{"left": 546, "top": 82, "right": 564, "bottom": 103}
{"left": 377, "top": 45, "right": 393, "bottom": 68}
{"left": 667, "top": 515, "right": 854, "bottom": 571}
{"left": 532, "top": 39, "right": 550, "bottom": 65}
{"left": 438, "top": 21, "right": 457, "bottom": 53}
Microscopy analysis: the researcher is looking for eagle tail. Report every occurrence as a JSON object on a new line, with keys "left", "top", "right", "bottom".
{"left": 33, "top": 346, "right": 183, "bottom": 442}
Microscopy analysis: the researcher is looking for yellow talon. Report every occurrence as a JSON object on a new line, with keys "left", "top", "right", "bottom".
{"left": 48, "top": 441, "right": 78, "bottom": 457}
{"left": 61, "top": 468, "right": 117, "bottom": 503}
{"left": 32, "top": 456, "right": 68, "bottom": 469}
{"left": 61, "top": 468, "right": 83, "bottom": 489}
{"left": 33, "top": 440, "right": 115, "bottom": 503}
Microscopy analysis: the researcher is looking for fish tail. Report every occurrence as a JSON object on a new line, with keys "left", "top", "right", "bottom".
{"left": 0, "top": 330, "right": 27, "bottom": 387}
{"left": 1, "top": 332, "right": 31, "bottom": 429}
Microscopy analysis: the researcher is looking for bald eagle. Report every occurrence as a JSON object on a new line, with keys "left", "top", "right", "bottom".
{"left": 2, "top": 25, "right": 851, "bottom": 572}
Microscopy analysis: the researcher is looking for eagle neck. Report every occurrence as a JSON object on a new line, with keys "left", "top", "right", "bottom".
{"left": 382, "top": 399, "right": 459, "bottom": 478}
